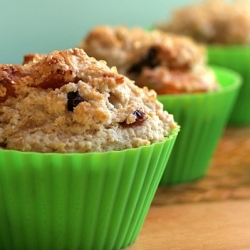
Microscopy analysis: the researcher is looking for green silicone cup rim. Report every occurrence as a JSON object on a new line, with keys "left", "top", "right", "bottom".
{"left": 0, "top": 127, "right": 179, "bottom": 156}
{"left": 158, "top": 65, "right": 242, "bottom": 100}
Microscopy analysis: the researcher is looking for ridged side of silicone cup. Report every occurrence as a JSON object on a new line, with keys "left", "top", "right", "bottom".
{"left": 207, "top": 46, "right": 250, "bottom": 125}
{"left": 0, "top": 128, "right": 178, "bottom": 250}
{"left": 158, "top": 66, "right": 241, "bottom": 185}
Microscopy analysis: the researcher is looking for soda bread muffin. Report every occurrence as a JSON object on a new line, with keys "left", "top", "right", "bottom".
{"left": 0, "top": 48, "right": 177, "bottom": 153}
{"left": 80, "top": 26, "right": 220, "bottom": 94}
{"left": 156, "top": 0, "right": 250, "bottom": 45}
{"left": 79, "top": 26, "right": 241, "bottom": 185}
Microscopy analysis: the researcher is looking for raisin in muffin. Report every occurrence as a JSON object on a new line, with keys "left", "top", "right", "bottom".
{"left": 0, "top": 48, "right": 177, "bottom": 153}
{"left": 80, "top": 25, "right": 219, "bottom": 94}
{"left": 156, "top": 0, "right": 250, "bottom": 45}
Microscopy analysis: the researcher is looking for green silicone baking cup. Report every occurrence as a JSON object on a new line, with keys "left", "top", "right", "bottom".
{"left": 207, "top": 45, "right": 250, "bottom": 125}
{"left": 158, "top": 66, "right": 241, "bottom": 185}
{"left": 0, "top": 128, "right": 178, "bottom": 250}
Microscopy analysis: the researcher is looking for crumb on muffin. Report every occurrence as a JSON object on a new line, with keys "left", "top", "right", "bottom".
{"left": 0, "top": 48, "right": 177, "bottom": 153}
{"left": 80, "top": 25, "right": 219, "bottom": 94}
{"left": 155, "top": 0, "right": 250, "bottom": 45}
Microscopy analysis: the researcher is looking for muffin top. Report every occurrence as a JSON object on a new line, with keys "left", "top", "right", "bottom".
{"left": 80, "top": 25, "right": 219, "bottom": 94}
{"left": 156, "top": 0, "right": 250, "bottom": 45}
{"left": 0, "top": 48, "right": 177, "bottom": 153}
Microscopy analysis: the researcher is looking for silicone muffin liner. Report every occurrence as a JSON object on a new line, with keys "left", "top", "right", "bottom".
{"left": 158, "top": 66, "right": 241, "bottom": 185}
{"left": 207, "top": 45, "right": 250, "bottom": 125}
{"left": 0, "top": 128, "right": 178, "bottom": 250}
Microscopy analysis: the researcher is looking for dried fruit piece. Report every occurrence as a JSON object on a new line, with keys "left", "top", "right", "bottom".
{"left": 133, "top": 110, "right": 146, "bottom": 122}
{"left": 128, "top": 47, "right": 159, "bottom": 74}
{"left": 120, "top": 109, "right": 147, "bottom": 127}
{"left": 67, "top": 91, "right": 84, "bottom": 111}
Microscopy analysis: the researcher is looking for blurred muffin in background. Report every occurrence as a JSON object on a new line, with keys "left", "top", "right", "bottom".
{"left": 155, "top": 0, "right": 250, "bottom": 45}
{"left": 154, "top": 0, "right": 250, "bottom": 125}
{"left": 80, "top": 26, "right": 241, "bottom": 185}
{"left": 80, "top": 25, "right": 220, "bottom": 94}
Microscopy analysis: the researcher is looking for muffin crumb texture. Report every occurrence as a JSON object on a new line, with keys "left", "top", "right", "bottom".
{"left": 156, "top": 0, "right": 250, "bottom": 45}
{"left": 0, "top": 48, "right": 177, "bottom": 153}
{"left": 80, "top": 26, "right": 220, "bottom": 94}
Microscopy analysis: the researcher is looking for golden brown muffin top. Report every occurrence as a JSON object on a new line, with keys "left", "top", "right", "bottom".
{"left": 80, "top": 25, "right": 219, "bottom": 94}
{"left": 156, "top": 0, "right": 250, "bottom": 45}
{"left": 0, "top": 48, "right": 177, "bottom": 153}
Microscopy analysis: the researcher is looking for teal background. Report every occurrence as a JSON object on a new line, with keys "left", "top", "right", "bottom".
{"left": 1, "top": 0, "right": 197, "bottom": 64}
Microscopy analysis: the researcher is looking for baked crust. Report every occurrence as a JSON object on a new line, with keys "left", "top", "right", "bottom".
{"left": 0, "top": 48, "right": 176, "bottom": 152}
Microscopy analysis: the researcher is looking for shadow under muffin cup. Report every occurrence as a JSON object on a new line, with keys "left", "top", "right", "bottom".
{"left": 207, "top": 45, "right": 250, "bottom": 126}
{"left": 157, "top": 66, "right": 241, "bottom": 185}
{"left": 0, "top": 128, "right": 179, "bottom": 250}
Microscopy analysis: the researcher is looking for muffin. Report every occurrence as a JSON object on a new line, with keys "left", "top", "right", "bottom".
{"left": 80, "top": 25, "right": 220, "bottom": 94}
{"left": 0, "top": 48, "right": 179, "bottom": 249}
{"left": 156, "top": 0, "right": 250, "bottom": 45}
{"left": 80, "top": 26, "right": 241, "bottom": 184}
{"left": 155, "top": 0, "right": 250, "bottom": 125}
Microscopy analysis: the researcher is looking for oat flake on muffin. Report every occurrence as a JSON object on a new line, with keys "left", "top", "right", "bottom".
{"left": 0, "top": 48, "right": 177, "bottom": 153}
{"left": 80, "top": 26, "right": 220, "bottom": 94}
